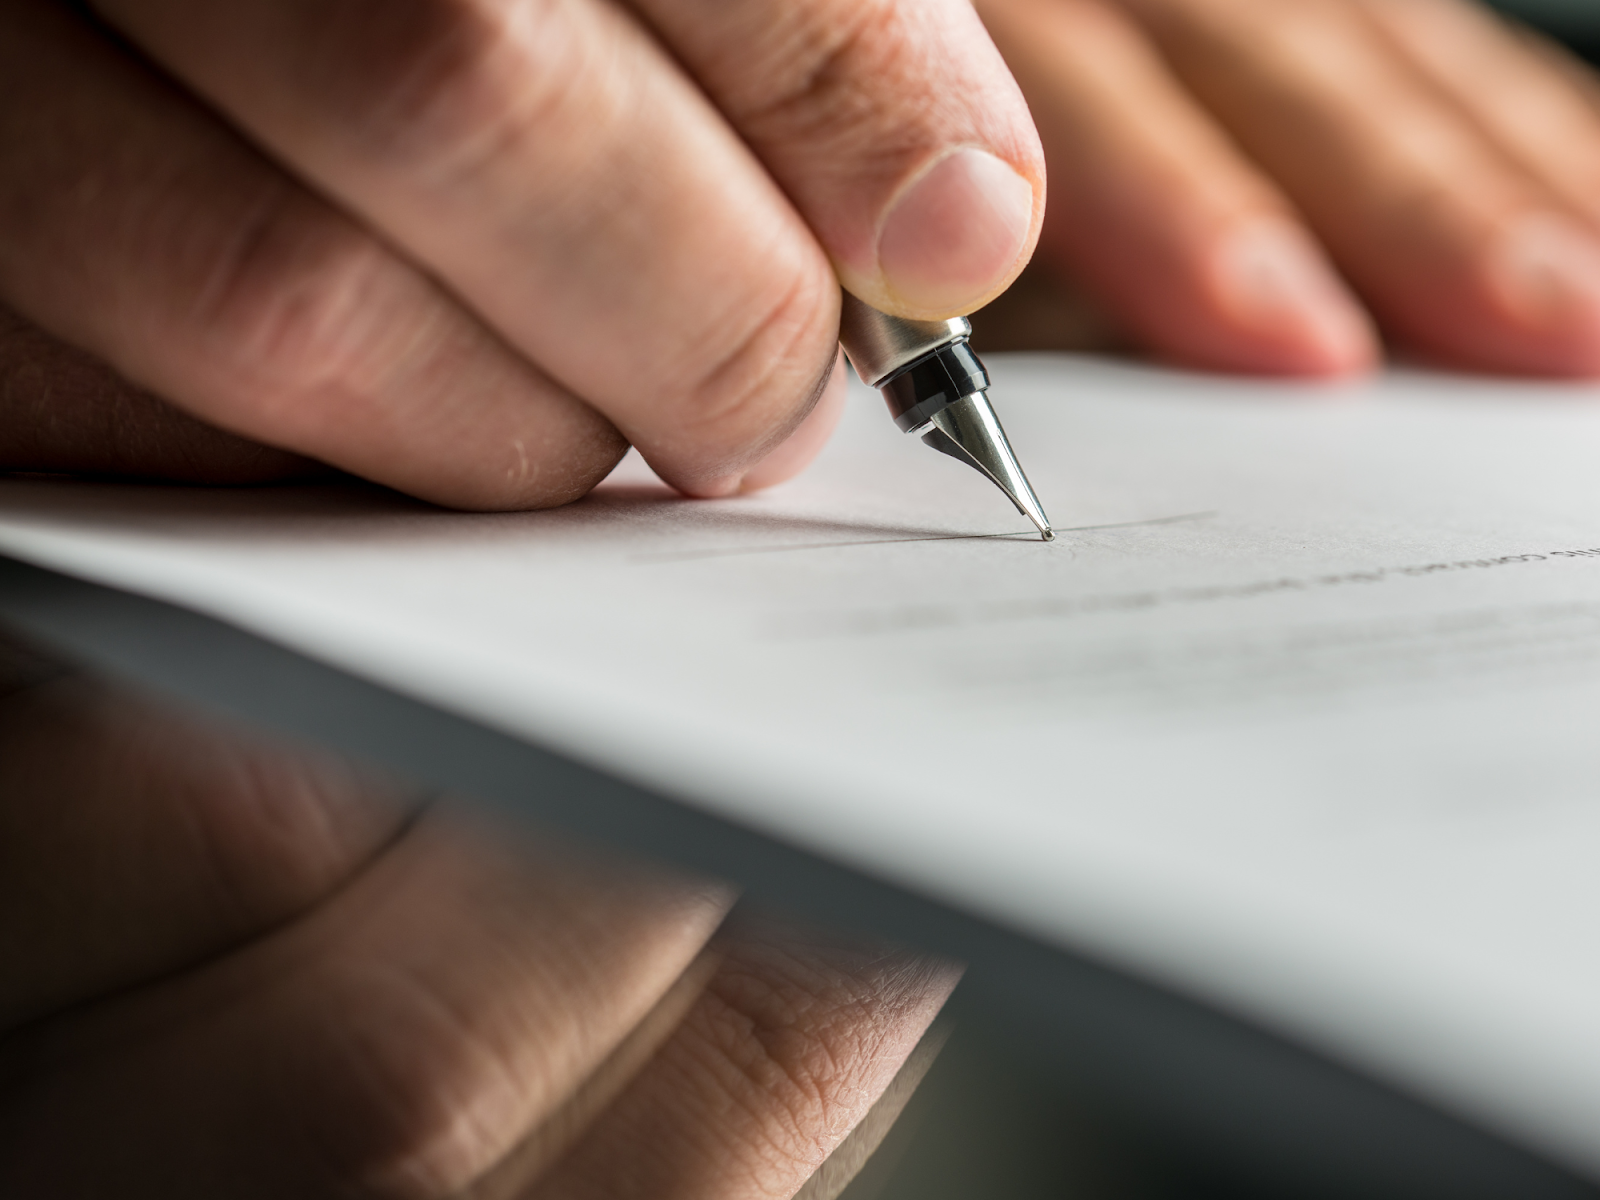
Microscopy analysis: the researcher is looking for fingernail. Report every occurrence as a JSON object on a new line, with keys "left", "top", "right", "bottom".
{"left": 1490, "top": 213, "right": 1600, "bottom": 325}
{"left": 877, "top": 148, "right": 1035, "bottom": 315}
{"left": 1214, "top": 222, "right": 1374, "bottom": 367}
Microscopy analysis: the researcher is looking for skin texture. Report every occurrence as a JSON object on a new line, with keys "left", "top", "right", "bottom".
{"left": 0, "top": 637, "right": 961, "bottom": 1199}
{"left": 980, "top": 0, "right": 1600, "bottom": 377}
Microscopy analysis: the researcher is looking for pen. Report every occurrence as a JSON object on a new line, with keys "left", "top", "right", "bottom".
{"left": 837, "top": 293, "right": 1053, "bottom": 541}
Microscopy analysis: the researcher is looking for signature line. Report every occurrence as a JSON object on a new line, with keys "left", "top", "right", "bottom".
{"left": 636, "top": 511, "right": 1218, "bottom": 563}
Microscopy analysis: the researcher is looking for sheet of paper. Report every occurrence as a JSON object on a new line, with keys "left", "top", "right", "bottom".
{"left": 5, "top": 355, "right": 1600, "bottom": 1172}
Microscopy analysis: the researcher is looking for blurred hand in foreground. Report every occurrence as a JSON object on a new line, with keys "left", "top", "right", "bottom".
{"left": 0, "top": 636, "right": 957, "bottom": 1199}
{"left": 0, "top": 0, "right": 1043, "bottom": 501}
{"left": 979, "top": 0, "right": 1600, "bottom": 377}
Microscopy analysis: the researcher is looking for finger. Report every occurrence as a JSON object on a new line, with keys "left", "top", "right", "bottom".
{"left": 0, "top": 304, "right": 322, "bottom": 484}
{"left": 1123, "top": 0, "right": 1600, "bottom": 376}
{"left": 91, "top": 0, "right": 843, "bottom": 498}
{"left": 460, "top": 950, "right": 723, "bottom": 1200}
{"left": 625, "top": 0, "right": 1045, "bottom": 320}
{"left": 524, "top": 916, "right": 961, "bottom": 1200}
{"left": 0, "top": 640, "right": 412, "bottom": 1032}
{"left": 979, "top": 0, "right": 1375, "bottom": 375}
{"left": 738, "top": 352, "right": 848, "bottom": 493}
{"left": 1362, "top": 0, "right": 1600, "bottom": 230}
{"left": 0, "top": 801, "right": 732, "bottom": 1198}
{"left": 0, "top": 0, "right": 627, "bottom": 511}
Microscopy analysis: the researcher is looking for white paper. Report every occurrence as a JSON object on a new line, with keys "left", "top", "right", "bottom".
{"left": 6, "top": 355, "right": 1600, "bottom": 1172}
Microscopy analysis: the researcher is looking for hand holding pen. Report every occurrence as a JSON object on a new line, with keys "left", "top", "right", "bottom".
{"left": 0, "top": 0, "right": 1041, "bottom": 508}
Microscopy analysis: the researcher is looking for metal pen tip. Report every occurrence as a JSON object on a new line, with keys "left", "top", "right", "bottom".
{"left": 918, "top": 391, "right": 1054, "bottom": 541}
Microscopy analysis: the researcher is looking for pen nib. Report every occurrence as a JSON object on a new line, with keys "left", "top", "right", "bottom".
{"left": 920, "top": 391, "right": 1054, "bottom": 541}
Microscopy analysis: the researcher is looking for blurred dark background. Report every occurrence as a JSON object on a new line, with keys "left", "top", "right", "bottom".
{"left": 1489, "top": 0, "right": 1600, "bottom": 64}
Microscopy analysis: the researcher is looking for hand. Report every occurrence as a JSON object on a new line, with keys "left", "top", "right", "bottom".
{"left": 0, "top": 634, "right": 958, "bottom": 1198}
{"left": 0, "top": 0, "right": 1043, "bottom": 501}
{"left": 978, "top": 0, "right": 1600, "bottom": 377}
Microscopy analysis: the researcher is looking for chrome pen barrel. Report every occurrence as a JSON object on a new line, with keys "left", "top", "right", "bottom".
{"left": 837, "top": 292, "right": 970, "bottom": 388}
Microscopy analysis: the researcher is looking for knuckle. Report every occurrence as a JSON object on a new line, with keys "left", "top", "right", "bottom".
{"left": 669, "top": 266, "right": 839, "bottom": 470}
{"left": 27, "top": 678, "right": 397, "bottom": 935}
{"left": 195, "top": 190, "right": 422, "bottom": 405}
{"left": 716, "top": 0, "right": 940, "bottom": 166}
{"left": 301, "top": 0, "right": 585, "bottom": 180}
{"left": 715, "top": 0, "right": 892, "bottom": 123}
{"left": 178, "top": 736, "right": 405, "bottom": 929}
{"left": 295, "top": 975, "right": 524, "bottom": 1200}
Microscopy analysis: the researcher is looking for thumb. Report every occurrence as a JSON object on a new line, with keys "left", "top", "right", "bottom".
{"left": 632, "top": 0, "right": 1045, "bottom": 320}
